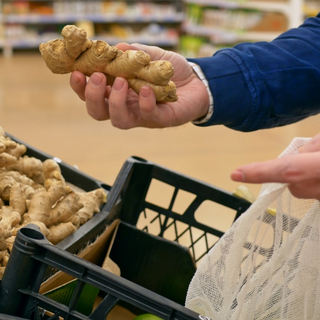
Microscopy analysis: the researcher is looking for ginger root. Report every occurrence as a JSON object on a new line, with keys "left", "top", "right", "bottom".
{"left": 39, "top": 25, "right": 178, "bottom": 102}
{"left": 0, "top": 126, "right": 108, "bottom": 277}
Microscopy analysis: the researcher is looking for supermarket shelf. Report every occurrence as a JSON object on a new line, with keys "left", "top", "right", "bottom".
{"left": 4, "top": 12, "right": 185, "bottom": 24}
{"left": 181, "top": 0, "right": 304, "bottom": 57}
{"left": 0, "top": 0, "right": 308, "bottom": 57}
{"left": 0, "top": 0, "right": 184, "bottom": 56}
{"left": 183, "top": 22, "right": 282, "bottom": 43}
{"left": 0, "top": 33, "right": 179, "bottom": 53}
{"left": 183, "top": 0, "right": 292, "bottom": 15}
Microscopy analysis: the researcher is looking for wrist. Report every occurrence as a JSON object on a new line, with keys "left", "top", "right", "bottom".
{"left": 188, "top": 62, "right": 214, "bottom": 124}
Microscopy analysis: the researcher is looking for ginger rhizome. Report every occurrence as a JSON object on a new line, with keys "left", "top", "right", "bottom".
{"left": 0, "top": 126, "right": 107, "bottom": 279}
{"left": 39, "top": 25, "right": 178, "bottom": 102}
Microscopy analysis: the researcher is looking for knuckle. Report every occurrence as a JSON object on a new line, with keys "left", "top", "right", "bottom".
{"left": 85, "top": 91, "right": 101, "bottom": 104}
{"left": 278, "top": 162, "right": 301, "bottom": 183}
{"left": 282, "top": 169, "right": 299, "bottom": 181}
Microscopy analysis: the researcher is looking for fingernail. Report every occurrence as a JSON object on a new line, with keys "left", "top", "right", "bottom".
{"left": 90, "top": 73, "right": 103, "bottom": 87}
{"left": 231, "top": 171, "right": 245, "bottom": 182}
{"left": 140, "top": 86, "right": 150, "bottom": 98}
{"left": 113, "top": 78, "right": 125, "bottom": 91}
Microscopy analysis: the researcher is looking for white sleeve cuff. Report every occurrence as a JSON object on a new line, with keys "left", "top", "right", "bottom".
{"left": 188, "top": 62, "right": 214, "bottom": 124}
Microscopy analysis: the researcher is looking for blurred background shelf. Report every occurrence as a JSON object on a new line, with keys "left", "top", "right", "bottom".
{"left": 1, "top": 0, "right": 317, "bottom": 57}
{"left": 4, "top": 13, "right": 184, "bottom": 24}
{"left": 183, "top": 0, "right": 296, "bottom": 15}
{"left": 0, "top": 0, "right": 184, "bottom": 56}
{"left": 179, "top": 0, "right": 305, "bottom": 57}
{"left": 1, "top": 29, "right": 179, "bottom": 51}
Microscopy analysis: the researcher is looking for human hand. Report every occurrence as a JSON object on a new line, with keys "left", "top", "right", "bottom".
{"left": 231, "top": 133, "right": 320, "bottom": 200}
{"left": 70, "top": 43, "right": 209, "bottom": 129}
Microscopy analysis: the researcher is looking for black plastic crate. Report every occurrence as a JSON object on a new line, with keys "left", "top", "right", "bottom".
{"left": 0, "top": 156, "right": 251, "bottom": 320}
{"left": 103, "top": 156, "right": 252, "bottom": 265}
{"left": 5, "top": 132, "right": 112, "bottom": 253}
{"left": 0, "top": 224, "right": 204, "bottom": 320}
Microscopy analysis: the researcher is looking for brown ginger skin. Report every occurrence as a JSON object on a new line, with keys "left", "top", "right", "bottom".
{"left": 77, "top": 188, "right": 107, "bottom": 225}
{"left": 39, "top": 25, "right": 178, "bottom": 102}
{"left": 7, "top": 156, "right": 44, "bottom": 184}
{"left": 0, "top": 126, "right": 108, "bottom": 278}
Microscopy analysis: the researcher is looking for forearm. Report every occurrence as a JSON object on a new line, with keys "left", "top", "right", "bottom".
{"left": 189, "top": 13, "right": 320, "bottom": 132}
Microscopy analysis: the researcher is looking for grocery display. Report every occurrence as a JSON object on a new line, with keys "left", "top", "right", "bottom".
{"left": 0, "top": 127, "right": 111, "bottom": 281}
{"left": 40, "top": 24, "right": 178, "bottom": 102}
{"left": 0, "top": 155, "right": 251, "bottom": 319}
{"left": 180, "top": 0, "right": 305, "bottom": 57}
{"left": 0, "top": 0, "right": 184, "bottom": 56}
{"left": 0, "top": 1, "right": 311, "bottom": 57}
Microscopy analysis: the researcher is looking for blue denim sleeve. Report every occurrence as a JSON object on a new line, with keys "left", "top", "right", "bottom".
{"left": 188, "top": 13, "right": 320, "bottom": 132}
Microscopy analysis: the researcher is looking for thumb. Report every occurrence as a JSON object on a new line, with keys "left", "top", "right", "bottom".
{"left": 129, "top": 43, "right": 168, "bottom": 61}
{"left": 116, "top": 42, "right": 171, "bottom": 62}
{"left": 115, "top": 42, "right": 140, "bottom": 51}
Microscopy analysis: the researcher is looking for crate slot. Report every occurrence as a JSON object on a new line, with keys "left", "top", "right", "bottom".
{"left": 172, "top": 189, "right": 198, "bottom": 215}
{"left": 194, "top": 199, "right": 238, "bottom": 233}
{"left": 146, "top": 178, "right": 176, "bottom": 209}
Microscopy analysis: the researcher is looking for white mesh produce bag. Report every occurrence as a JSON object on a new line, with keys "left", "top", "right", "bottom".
{"left": 185, "top": 137, "right": 320, "bottom": 320}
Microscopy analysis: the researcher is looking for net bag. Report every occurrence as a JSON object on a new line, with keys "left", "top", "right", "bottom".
{"left": 185, "top": 137, "right": 320, "bottom": 320}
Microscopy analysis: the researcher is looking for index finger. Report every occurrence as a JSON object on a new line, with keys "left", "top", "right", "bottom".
{"left": 70, "top": 71, "right": 87, "bottom": 101}
{"left": 231, "top": 152, "right": 320, "bottom": 184}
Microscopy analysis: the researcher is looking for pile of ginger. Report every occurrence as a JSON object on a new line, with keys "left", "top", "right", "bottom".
{"left": 0, "top": 126, "right": 107, "bottom": 279}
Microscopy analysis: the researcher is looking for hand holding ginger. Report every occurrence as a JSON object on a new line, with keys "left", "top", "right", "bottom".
{"left": 40, "top": 25, "right": 177, "bottom": 102}
{"left": 70, "top": 42, "right": 210, "bottom": 129}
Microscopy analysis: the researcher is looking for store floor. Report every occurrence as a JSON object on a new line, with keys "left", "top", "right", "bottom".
{"left": 1, "top": 51, "right": 320, "bottom": 232}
